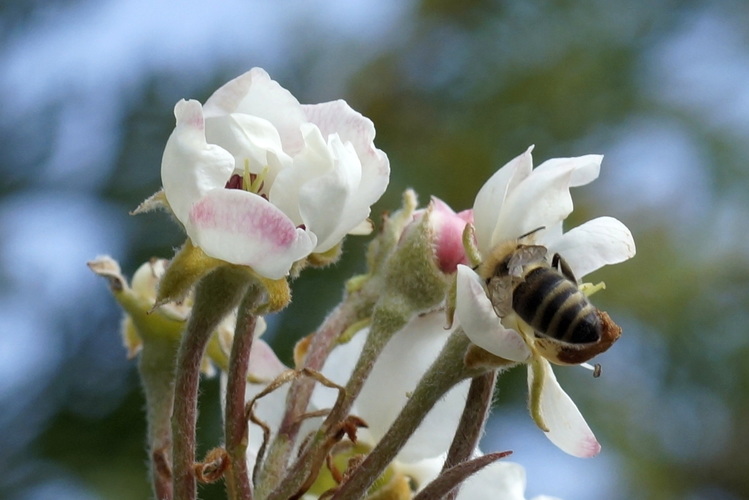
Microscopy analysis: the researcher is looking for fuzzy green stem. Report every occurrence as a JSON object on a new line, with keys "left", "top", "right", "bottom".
{"left": 224, "top": 286, "right": 264, "bottom": 500}
{"left": 172, "top": 268, "right": 249, "bottom": 500}
{"left": 442, "top": 370, "right": 497, "bottom": 500}
{"left": 331, "top": 331, "right": 482, "bottom": 500}
{"left": 139, "top": 335, "right": 181, "bottom": 500}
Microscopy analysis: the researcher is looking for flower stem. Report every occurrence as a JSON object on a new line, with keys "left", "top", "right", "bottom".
{"left": 331, "top": 330, "right": 483, "bottom": 500}
{"left": 172, "top": 268, "right": 249, "bottom": 500}
{"left": 442, "top": 370, "right": 497, "bottom": 500}
{"left": 139, "top": 335, "right": 181, "bottom": 500}
{"left": 255, "top": 285, "right": 378, "bottom": 498}
{"left": 224, "top": 285, "right": 264, "bottom": 500}
{"left": 264, "top": 301, "right": 409, "bottom": 500}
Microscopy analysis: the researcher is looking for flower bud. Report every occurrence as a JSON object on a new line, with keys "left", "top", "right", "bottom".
{"left": 407, "top": 197, "right": 473, "bottom": 274}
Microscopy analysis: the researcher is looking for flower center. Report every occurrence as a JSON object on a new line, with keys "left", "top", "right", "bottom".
{"left": 225, "top": 160, "right": 271, "bottom": 199}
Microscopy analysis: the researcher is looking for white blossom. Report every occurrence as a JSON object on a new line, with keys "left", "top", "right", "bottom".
{"left": 455, "top": 146, "right": 636, "bottom": 457}
{"left": 159, "top": 68, "right": 389, "bottom": 279}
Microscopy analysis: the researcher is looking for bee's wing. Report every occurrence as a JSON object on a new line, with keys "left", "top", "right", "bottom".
{"left": 487, "top": 275, "right": 514, "bottom": 317}
{"left": 507, "top": 245, "right": 547, "bottom": 277}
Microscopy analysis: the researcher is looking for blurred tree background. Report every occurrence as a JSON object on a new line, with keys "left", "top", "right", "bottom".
{"left": 1, "top": 0, "right": 748, "bottom": 499}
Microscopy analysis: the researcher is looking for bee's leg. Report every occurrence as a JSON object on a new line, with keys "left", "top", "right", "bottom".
{"left": 552, "top": 253, "right": 578, "bottom": 283}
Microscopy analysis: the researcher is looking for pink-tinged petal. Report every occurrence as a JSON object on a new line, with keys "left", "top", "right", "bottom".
{"left": 473, "top": 147, "right": 533, "bottom": 255}
{"left": 423, "top": 197, "right": 470, "bottom": 273}
{"left": 527, "top": 360, "right": 601, "bottom": 458}
{"left": 455, "top": 265, "right": 531, "bottom": 362}
{"left": 491, "top": 159, "right": 583, "bottom": 246}
{"left": 458, "top": 461, "right": 528, "bottom": 500}
{"left": 533, "top": 154, "right": 602, "bottom": 187}
{"left": 187, "top": 189, "right": 316, "bottom": 279}
{"left": 203, "top": 68, "right": 308, "bottom": 154}
{"left": 456, "top": 208, "right": 474, "bottom": 224}
{"left": 161, "top": 100, "right": 236, "bottom": 225}
{"left": 546, "top": 216, "right": 636, "bottom": 279}
{"left": 302, "top": 100, "right": 390, "bottom": 203}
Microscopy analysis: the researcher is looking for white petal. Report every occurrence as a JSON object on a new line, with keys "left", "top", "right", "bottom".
{"left": 546, "top": 216, "right": 636, "bottom": 279}
{"left": 203, "top": 67, "right": 308, "bottom": 154}
{"left": 299, "top": 130, "right": 365, "bottom": 251}
{"left": 313, "top": 329, "right": 367, "bottom": 410}
{"left": 527, "top": 360, "right": 601, "bottom": 458}
{"left": 473, "top": 147, "right": 533, "bottom": 255}
{"left": 302, "top": 100, "right": 390, "bottom": 205}
{"left": 204, "top": 113, "right": 291, "bottom": 182}
{"left": 355, "top": 311, "right": 471, "bottom": 463}
{"left": 455, "top": 265, "right": 531, "bottom": 362}
{"left": 397, "top": 455, "right": 444, "bottom": 491}
{"left": 161, "top": 100, "right": 236, "bottom": 225}
{"left": 186, "top": 189, "right": 316, "bottom": 279}
{"left": 491, "top": 157, "right": 589, "bottom": 246}
{"left": 271, "top": 125, "right": 378, "bottom": 253}
{"left": 269, "top": 123, "right": 334, "bottom": 227}
{"left": 248, "top": 339, "right": 288, "bottom": 382}
{"left": 533, "top": 154, "right": 602, "bottom": 187}
{"left": 221, "top": 369, "right": 288, "bottom": 470}
{"left": 457, "top": 461, "right": 528, "bottom": 500}
{"left": 347, "top": 218, "right": 374, "bottom": 236}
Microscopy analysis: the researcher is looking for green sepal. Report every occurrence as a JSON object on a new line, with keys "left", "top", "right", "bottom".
{"left": 155, "top": 239, "right": 227, "bottom": 307}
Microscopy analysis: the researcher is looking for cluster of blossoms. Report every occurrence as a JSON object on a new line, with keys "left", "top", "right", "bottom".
{"left": 91, "top": 68, "right": 635, "bottom": 500}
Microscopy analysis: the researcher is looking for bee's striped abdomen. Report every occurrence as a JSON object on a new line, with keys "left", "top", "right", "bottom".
{"left": 512, "top": 266, "right": 601, "bottom": 344}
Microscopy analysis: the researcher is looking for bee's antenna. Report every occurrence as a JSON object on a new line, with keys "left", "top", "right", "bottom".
{"left": 517, "top": 226, "right": 546, "bottom": 240}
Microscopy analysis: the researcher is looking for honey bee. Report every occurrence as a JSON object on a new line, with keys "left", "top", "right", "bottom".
{"left": 477, "top": 229, "right": 621, "bottom": 365}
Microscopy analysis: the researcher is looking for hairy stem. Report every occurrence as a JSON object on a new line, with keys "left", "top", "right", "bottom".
{"left": 331, "top": 331, "right": 482, "bottom": 500}
{"left": 172, "top": 268, "right": 249, "bottom": 500}
{"left": 255, "top": 299, "right": 362, "bottom": 494}
{"left": 264, "top": 303, "right": 409, "bottom": 500}
{"left": 442, "top": 370, "right": 497, "bottom": 500}
{"left": 224, "top": 286, "right": 264, "bottom": 500}
{"left": 139, "top": 335, "right": 181, "bottom": 500}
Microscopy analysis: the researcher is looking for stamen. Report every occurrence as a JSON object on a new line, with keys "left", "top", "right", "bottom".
{"left": 242, "top": 159, "right": 253, "bottom": 192}
{"left": 249, "top": 165, "right": 269, "bottom": 195}
{"left": 579, "top": 281, "right": 606, "bottom": 298}
{"left": 239, "top": 160, "right": 271, "bottom": 198}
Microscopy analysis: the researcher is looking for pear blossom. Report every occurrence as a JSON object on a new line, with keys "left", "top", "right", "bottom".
{"left": 158, "top": 68, "right": 390, "bottom": 279}
{"left": 454, "top": 146, "right": 636, "bottom": 457}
